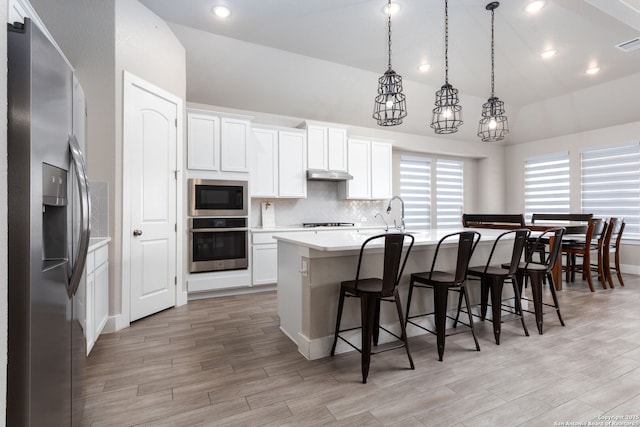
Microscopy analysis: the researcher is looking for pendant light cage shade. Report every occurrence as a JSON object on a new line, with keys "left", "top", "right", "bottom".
{"left": 478, "top": 1, "right": 509, "bottom": 142}
{"left": 478, "top": 96, "right": 509, "bottom": 142}
{"left": 430, "top": 0, "right": 463, "bottom": 134}
{"left": 373, "top": 69, "right": 407, "bottom": 126}
{"left": 431, "top": 83, "right": 463, "bottom": 134}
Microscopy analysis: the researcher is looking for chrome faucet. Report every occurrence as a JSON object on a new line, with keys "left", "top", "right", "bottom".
{"left": 374, "top": 212, "right": 389, "bottom": 232}
{"left": 386, "top": 196, "right": 405, "bottom": 232}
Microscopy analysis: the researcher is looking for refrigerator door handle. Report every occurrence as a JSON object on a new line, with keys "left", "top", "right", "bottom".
{"left": 68, "top": 134, "right": 91, "bottom": 298}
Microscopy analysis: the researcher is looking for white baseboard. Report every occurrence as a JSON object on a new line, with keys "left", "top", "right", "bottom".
{"left": 103, "top": 313, "right": 129, "bottom": 333}
{"left": 621, "top": 263, "right": 639, "bottom": 275}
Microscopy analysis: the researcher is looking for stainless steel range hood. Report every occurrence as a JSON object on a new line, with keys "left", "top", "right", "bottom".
{"left": 306, "top": 169, "right": 353, "bottom": 181}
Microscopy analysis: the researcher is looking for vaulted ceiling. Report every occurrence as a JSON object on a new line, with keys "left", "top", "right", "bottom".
{"left": 140, "top": 0, "right": 640, "bottom": 143}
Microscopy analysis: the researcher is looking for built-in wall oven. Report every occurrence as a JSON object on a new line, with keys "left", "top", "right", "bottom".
{"left": 188, "top": 179, "right": 249, "bottom": 273}
{"left": 189, "top": 217, "right": 248, "bottom": 273}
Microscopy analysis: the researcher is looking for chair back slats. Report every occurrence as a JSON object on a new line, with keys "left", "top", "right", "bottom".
{"left": 355, "top": 233, "right": 414, "bottom": 297}
{"left": 540, "top": 227, "right": 566, "bottom": 270}
{"left": 428, "top": 231, "right": 481, "bottom": 283}
{"left": 585, "top": 218, "right": 607, "bottom": 248}
{"left": 603, "top": 217, "right": 624, "bottom": 249}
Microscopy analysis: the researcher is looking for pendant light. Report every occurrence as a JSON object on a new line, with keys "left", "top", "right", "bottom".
{"left": 478, "top": 1, "right": 509, "bottom": 142}
{"left": 373, "top": 0, "right": 407, "bottom": 126}
{"left": 430, "top": 0, "right": 463, "bottom": 134}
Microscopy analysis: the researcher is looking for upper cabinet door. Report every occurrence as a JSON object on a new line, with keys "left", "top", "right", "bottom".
{"left": 327, "top": 128, "right": 347, "bottom": 172}
{"left": 345, "top": 138, "right": 371, "bottom": 199}
{"left": 220, "top": 117, "right": 250, "bottom": 172}
{"left": 251, "top": 127, "right": 278, "bottom": 197}
{"left": 187, "top": 113, "right": 219, "bottom": 171}
{"left": 370, "top": 141, "right": 392, "bottom": 199}
{"left": 278, "top": 130, "right": 307, "bottom": 198}
{"left": 307, "top": 125, "right": 328, "bottom": 170}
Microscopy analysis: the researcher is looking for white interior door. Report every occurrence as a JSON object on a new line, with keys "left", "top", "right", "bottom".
{"left": 124, "top": 74, "right": 178, "bottom": 322}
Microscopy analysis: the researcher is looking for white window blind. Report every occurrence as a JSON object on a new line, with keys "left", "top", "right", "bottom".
{"left": 400, "top": 156, "right": 431, "bottom": 232}
{"left": 581, "top": 142, "right": 640, "bottom": 240}
{"left": 524, "top": 152, "right": 570, "bottom": 222}
{"left": 436, "top": 159, "right": 464, "bottom": 229}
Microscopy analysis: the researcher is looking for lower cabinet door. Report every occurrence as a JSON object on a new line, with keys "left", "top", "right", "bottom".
{"left": 252, "top": 244, "right": 278, "bottom": 285}
{"left": 93, "top": 261, "right": 109, "bottom": 343}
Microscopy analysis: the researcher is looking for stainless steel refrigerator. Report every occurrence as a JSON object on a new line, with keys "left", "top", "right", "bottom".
{"left": 7, "top": 18, "right": 91, "bottom": 426}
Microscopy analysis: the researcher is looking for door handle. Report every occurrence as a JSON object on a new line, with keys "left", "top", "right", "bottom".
{"left": 68, "top": 134, "right": 91, "bottom": 298}
{"left": 133, "top": 229, "right": 143, "bottom": 236}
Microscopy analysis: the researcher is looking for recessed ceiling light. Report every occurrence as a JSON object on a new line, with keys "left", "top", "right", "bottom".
{"left": 212, "top": 5, "right": 231, "bottom": 18}
{"left": 382, "top": 2, "right": 401, "bottom": 16}
{"left": 541, "top": 49, "right": 557, "bottom": 59}
{"left": 525, "top": 1, "right": 545, "bottom": 13}
{"left": 418, "top": 63, "right": 431, "bottom": 72}
{"left": 586, "top": 66, "right": 600, "bottom": 75}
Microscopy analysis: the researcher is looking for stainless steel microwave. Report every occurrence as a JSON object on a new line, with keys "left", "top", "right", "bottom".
{"left": 188, "top": 179, "right": 248, "bottom": 216}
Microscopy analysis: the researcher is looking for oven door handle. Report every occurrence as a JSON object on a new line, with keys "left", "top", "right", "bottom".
{"left": 189, "top": 227, "right": 249, "bottom": 233}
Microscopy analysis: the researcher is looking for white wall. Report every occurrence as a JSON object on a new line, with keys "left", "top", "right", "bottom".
{"left": 505, "top": 120, "right": 640, "bottom": 271}
{"left": 1, "top": 0, "right": 9, "bottom": 420}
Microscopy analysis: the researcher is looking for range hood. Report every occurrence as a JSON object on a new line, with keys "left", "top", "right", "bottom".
{"left": 306, "top": 169, "right": 353, "bottom": 181}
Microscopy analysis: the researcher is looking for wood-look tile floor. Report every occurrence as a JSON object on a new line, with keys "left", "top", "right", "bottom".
{"left": 81, "top": 276, "right": 640, "bottom": 426}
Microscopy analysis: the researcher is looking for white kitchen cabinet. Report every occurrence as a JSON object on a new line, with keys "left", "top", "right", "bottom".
{"left": 187, "top": 110, "right": 251, "bottom": 173}
{"left": 339, "top": 138, "right": 392, "bottom": 200}
{"left": 328, "top": 128, "right": 348, "bottom": 171}
{"left": 278, "top": 130, "right": 307, "bottom": 198}
{"left": 250, "top": 126, "right": 306, "bottom": 198}
{"left": 251, "top": 127, "right": 278, "bottom": 197}
{"left": 370, "top": 141, "right": 393, "bottom": 199}
{"left": 221, "top": 117, "right": 250, "bottom": 172}
{"left": 187, "top": 113, "right": 219, "bottom": 170}
{"left": 306, "top": 124, "right": 347, "bottom": 172}
{"left": 84, "top": 240, "right": 110, "bottom": 355}
{"left": 251, "top": 232, "right": 281, "bottom": 286}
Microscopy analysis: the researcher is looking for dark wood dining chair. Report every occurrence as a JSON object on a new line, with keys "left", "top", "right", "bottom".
{"left": 602, "top": 217, "right": 625, "bottom": 288}
{"left": 330, "top": 233, "right": 415, "bottom": 384}
{"left": 405, "top": 231, "right": 481, "bottom": 361}
{"left": 464, "top": 229, "right": 531, "bottom": 344}
{"left": 509, "top": 227, "right": 566, "bottom": 334}
{"left": 561, "top": 218, "right": 607, "bottom": 292}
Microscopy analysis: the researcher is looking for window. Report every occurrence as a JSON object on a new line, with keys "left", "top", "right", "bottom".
{"left": 581, "top": 142, "right": 640, "bottom": 240}
{"left": 399, "top": 155, "right": 464, "bottom": 231}
{"left": 436, "top": 159, "right": 464, "bottom": 229}
{"left": 400, "top": 156, "right": 431, "bottom": 231}
{"left": 524, "top": 152, "right": 570, "bottom": 222}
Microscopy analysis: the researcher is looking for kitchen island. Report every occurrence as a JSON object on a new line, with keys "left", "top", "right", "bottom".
{"left": 275, "top": 228, "right": 514, "bottom": 360}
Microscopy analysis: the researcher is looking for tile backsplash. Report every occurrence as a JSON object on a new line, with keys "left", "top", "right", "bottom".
{"left": 251, "top": 181, "right": 386, "bottom": 227}
{"left": 89, "top": 181, "right": 109, "bottom": 237}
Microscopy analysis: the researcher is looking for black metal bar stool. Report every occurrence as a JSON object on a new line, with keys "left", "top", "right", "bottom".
{"left": 330, "top": 232, "right": 415, "bottom": 384}
{"left": 510, "top": 227, "right": 566, "bottom": 335}
{"left": 464, "top": 229, "right": 531, "bottom": 344}
{"left": 405, "top": 231, "right": 481, "bottom": 361}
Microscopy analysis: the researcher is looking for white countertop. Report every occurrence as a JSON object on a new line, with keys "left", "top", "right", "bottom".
{"left": 273, "top": 228, "right": 508, "bottom": 252}
{"left": 251, "top": 224, "right": 386, "bottom": 233}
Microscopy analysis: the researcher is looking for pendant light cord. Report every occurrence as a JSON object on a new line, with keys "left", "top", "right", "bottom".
{"left": 444, "top": 0, "right": 449, "bottom": 84}
{"left": 490, "top": 7, "right": 495, "bottom": 97}
{"left": 387, "top": 0, "right": 393, "bottom": 70}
